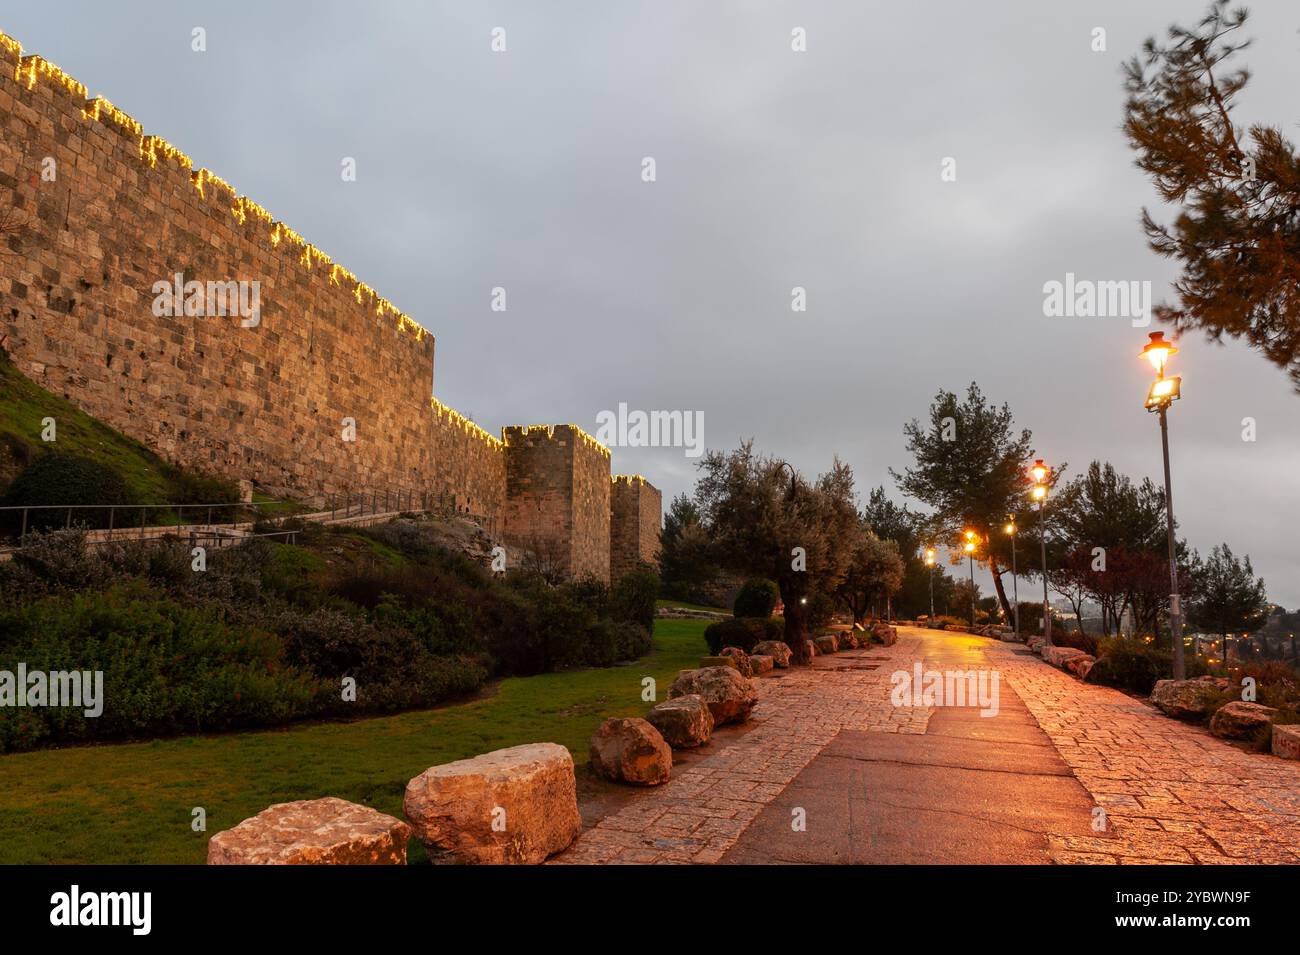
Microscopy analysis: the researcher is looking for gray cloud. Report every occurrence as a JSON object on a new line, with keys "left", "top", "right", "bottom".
{"left": 6, "top": 0, "right": 1298, "bottom": 603}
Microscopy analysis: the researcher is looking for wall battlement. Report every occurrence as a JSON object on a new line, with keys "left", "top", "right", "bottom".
{"left": 0, "top": 27, "right": 658, "bottom": 581}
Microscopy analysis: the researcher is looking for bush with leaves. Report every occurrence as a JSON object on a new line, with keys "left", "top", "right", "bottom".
{"left": 733, "top": 578, "right": 780, "bottom": 618}
{"left": 0, "top": 584, "right": 325, "bottom": 752}
{"left": 610, "top": 567, "right": 660, "bottom": 632}
{"left": 0, "top": 453, "right": 136, "bottom": 534}
{"left": 704, "top": 617, "right": 785, "bottom": 654}
{"left": 1085, "top": 637, "right": 1208, "bottom": 694}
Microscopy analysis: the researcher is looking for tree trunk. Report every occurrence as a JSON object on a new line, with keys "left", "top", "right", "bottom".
{"left": 989, "top": 557, "right": 1013, "bottom": 624}
{"left": 781, "top": 578, "right": 810, "bottom": 665}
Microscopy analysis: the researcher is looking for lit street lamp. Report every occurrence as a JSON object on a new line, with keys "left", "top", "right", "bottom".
{"left": 1030, "top": 460, "right": 1052, "bottom": 646}
{"left": 1004, "top": 516, "right": 1019, "bottom": 640}
{"left": 1141, "top": 331, "right": 1185, "bottom": 680}
{"left": 924, "top": 547, "right": 936, "bottom": 622}
{"left": 963, "top": 529, "right": 977, "bottom": 629}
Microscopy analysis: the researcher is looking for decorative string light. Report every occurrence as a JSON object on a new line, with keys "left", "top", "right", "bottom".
{"left": 431, "top": 397, "right": 503, "bottom": 449}
{"left": 1, "top": 27, "right": 427, "bottom": 344}
{"left": 508, "top": 424, "right": 611, "bottom": 458}
{"left": 82, "top": 96, "right": 141, "bottom": 137}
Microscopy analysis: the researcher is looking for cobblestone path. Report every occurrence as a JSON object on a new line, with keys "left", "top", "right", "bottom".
{"left": 554, "top": 628, "right": 1300, "bottom": 864}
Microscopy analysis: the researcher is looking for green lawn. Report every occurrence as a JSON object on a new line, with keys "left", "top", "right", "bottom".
{"left": 0, "top": 618, "right": 707, "bottom": 864}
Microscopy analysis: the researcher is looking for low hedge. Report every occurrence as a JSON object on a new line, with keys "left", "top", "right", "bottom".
{"left": 704, "top": 617, "right": 785, "bottom": 654}
{"left": 1084, "top": 637, "right": 1207, "bottom": 694}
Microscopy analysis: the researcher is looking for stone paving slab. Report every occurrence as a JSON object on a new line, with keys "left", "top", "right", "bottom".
{"left": 550, "top": 636, "right": 931, "bottom": 864}
{"left": 988, "top": 639, "right": 1300, "bottom": 865}
{"left": 555, "top": 628, "right": 1300, "bottom": 864}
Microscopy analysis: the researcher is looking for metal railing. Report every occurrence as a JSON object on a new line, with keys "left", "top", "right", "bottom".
{"left": 0, "top": 488, "right": 500, "bottom": 550}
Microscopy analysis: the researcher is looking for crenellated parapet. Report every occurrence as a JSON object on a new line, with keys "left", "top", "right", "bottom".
{"left": 0, "top": 25, "right": 659, "bottom": 580}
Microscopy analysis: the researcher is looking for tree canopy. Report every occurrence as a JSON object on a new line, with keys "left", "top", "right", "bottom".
{"left": 1124, "top": 0, "right": 1300, "bottom": 391}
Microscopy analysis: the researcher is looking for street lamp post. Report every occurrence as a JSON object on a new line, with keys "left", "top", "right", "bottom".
{"left": 963, "top": 530, "right": 977, "bottom": 629}
{"left": 1141, "top": 331, "right": 1186, "bottom": 681}
{"left": 1030, "top": 460, "right": 1052, "bottom": 647}
{"left": 924, "top": 548, "right": 936, "bottom": 622}
{"left": 1005, "top": 517, "right": 1019, "bottom": 640}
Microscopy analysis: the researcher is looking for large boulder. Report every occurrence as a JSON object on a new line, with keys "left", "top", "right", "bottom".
{"left": 753, "top": 640, "right": 792, "bottom": 668}
{"left": 207, "top": 797, "right": 410, "bottom": 865}
{"left": 1271, "top": 723, "right": 1300, "bottom": 760}
{"left": 700, "top": 655, "right": 739, "bottom": 670}
{"left": 1209, "top": 701, "right": 1279, "bottom": 741}
{"left": 1064, "top": 654, "right": 1096, "bottom": 679}
{"left": 668, "top": 666, "right": 758, "bottom": 726}
{"left": 719, "top": 646, "right": 753, "bottom": 678}
{"left": 814, "top": 634, "right": 839, "bottom": 655}
{"left": 646, "top": 694, "right": 714, "bottom": 748}
{"left": 1151, "top": 677, "right": 1230, "bottom": 720}
{"left": 749, "top": 654, "right": 775, "bottom": 675}
{"left": 871, "top": 624, "right": 898, "bottom": 646}
{"left": 589, "top": 717, "right": 672, "bottom": 785}
{"left": 838, "top": 632, "right": 860, "bottom": 650}
{"left": 403, "top": 743, "right": 582, "bottom": 864}
{"left": 805, "top": 640, "right": 818, "bottom": 658}
{"left": 1042, "top": 646, "right": 1088, "bottom": 669}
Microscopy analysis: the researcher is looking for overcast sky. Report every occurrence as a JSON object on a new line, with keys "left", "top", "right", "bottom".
{"left": 7, "top": 1, "right": 1299, "bottom": 605}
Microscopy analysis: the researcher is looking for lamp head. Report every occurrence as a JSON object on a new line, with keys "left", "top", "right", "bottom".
{"left": 1141, "top": 331, "right": 1177, "bottom": 377}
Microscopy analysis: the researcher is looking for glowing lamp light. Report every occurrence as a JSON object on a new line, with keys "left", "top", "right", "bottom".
{"left": 964, "top": 541, "right": 976, "bottom": 554}
{"left": 924, "top": 547, "right": 936, "bottom": 567}
{"left": 1031, "top": 485, "right": 1047, "bottom": 501}
{"left": 1030, "top": 459, "right": 1048, "bottom": 483}
{"left": 1004, "top": 521, "right": 1016, "bottom": 535}
{"left": 799, "top": 597, "right": 808, "bottom": 605}
{"left": 1141, "top": 331, "right": 1177, "bottom": 377}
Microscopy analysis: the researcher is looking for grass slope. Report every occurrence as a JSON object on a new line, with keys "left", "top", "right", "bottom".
{"left": 0, "top": 618, "right": 706, "bottom": 864}
{"left": 0, "top": 348, "right": 181, "bottom": 500}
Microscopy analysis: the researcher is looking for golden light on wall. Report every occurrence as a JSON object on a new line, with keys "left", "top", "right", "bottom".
{"left": 430, "top": 397, "right": 504, "bottom": 449}
{"left": 509, "top": 424, "right": 612, "bottom": 458}
{"left": 2, "top": 28, "right": 428, "bottom": 345}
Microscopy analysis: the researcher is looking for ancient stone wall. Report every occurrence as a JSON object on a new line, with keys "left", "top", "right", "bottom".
{"left": 501, "top": 425, "right": 610, "bottom": 581}
{"left": 609, "top": 475, "right": 662, "bottom": 581}
{"left": 0, "top": 28, "right": 655, "bottom": 577}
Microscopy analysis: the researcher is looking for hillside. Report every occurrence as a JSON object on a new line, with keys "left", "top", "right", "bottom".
{"left": 0, "top": 347, "right": 251, "bottom": 507}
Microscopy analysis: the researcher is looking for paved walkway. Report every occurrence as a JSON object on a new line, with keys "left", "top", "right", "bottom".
{"left": 552, "top": 627, "right": 1300, "bottom": 864}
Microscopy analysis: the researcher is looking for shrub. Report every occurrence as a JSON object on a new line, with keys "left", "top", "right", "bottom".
{"left": 580, "top": 619, "right": 653, "bottom": 667}
{"left": 0, "top": 585, "right": 325, "bottom": 752}
{"left": 278, "top": 606, "right": 488, "bottom": 713}
{"left": 931, "top": 615, "right": 966, "bottom": 631}
{"left": 1054, "top": 629, "right": 1100, "bottom": 656}
{"left": 610, "top": 567, "right": 659, "bottom": 633}
{"left": 2, "top": 529, "right": 114, "bottom": 592}
{"left": 704, "top": 617, "right": 784, "bottom": 654}
{"left": 0, "top": 453, "right": 134, "bottom": 533}
{"left": 805, "top": 591, "right": 838, "bottom": 631}
{"left": 733, "top": 578, "right": 779, "bottom": 618}
{"left": 164, "top": 466, "right": 241, "bottom": 522}
{"left": 1085, "top": 637, "right": 1208, "bottom": 694}
{"left": 562, "top": 576, "right": 610, "bottom": 617}
{"left": 356, "top": 519, "right": 437, "bottom": 561}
